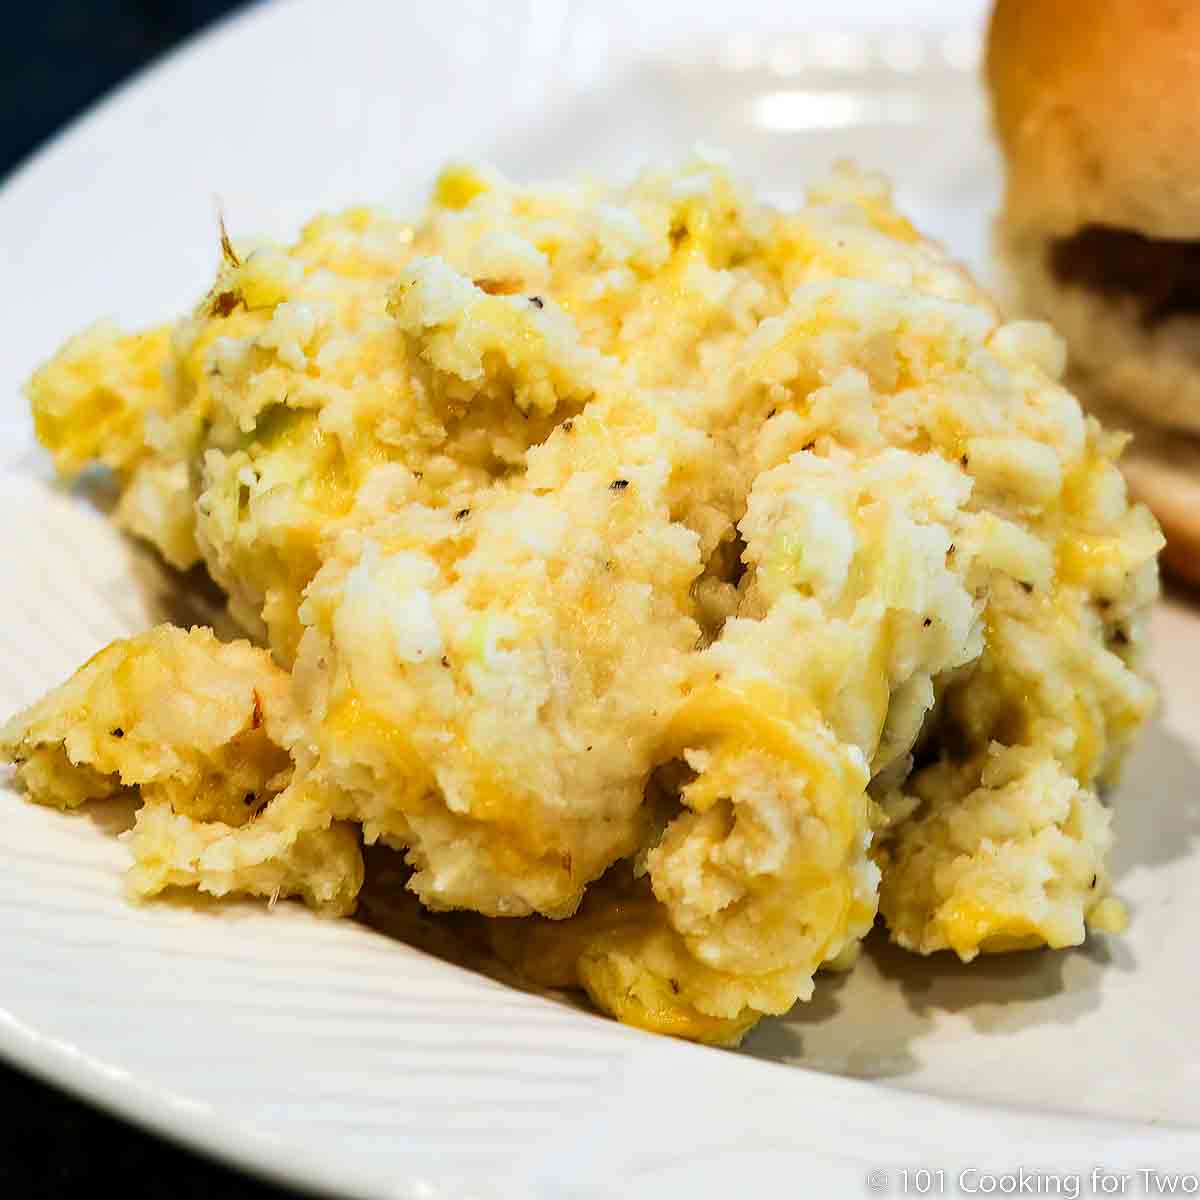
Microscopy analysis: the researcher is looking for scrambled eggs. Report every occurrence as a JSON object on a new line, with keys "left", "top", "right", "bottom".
{"left": 2, "top": 153, "right": 1161, "bottom": 1044}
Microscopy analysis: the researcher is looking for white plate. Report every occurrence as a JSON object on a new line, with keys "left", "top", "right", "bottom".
{"left": 3, "top": 2, "right": 1199, "bottom": 1197}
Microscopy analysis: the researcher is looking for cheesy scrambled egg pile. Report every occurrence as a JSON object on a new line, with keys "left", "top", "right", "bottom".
{"left": 2, "top": 153, "right": 1161, "bottom": 1044}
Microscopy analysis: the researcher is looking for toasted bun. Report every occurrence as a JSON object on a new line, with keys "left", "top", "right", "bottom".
{"left": 998, "top": 234, "right": 1200, "bottom": 437}
{"left": 987, "top": 0, "right": 1200, "bottom": 240}
{"left": 988, "top": 1, "right": 1200, "bottom": 583}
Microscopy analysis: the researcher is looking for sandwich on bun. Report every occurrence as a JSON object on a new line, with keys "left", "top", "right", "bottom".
{"left": 987, "top": 0, "right": 1200, "bottom": 583}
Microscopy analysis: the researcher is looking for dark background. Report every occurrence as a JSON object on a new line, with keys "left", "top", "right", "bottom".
{"left": 2, "top": 8, "right": 313, "bottom": 1196}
